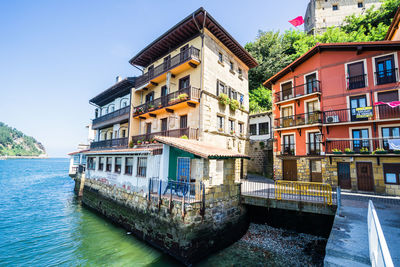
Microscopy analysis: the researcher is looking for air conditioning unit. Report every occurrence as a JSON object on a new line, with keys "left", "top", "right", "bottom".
{"left": 325, "top": 115, "right": 339, "bottom": 123}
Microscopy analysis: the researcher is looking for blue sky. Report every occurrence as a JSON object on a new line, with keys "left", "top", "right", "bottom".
{"left": 0, "top": 0, "right": 309, "bottom": 157}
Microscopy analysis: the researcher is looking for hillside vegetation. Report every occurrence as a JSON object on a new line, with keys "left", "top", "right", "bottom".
{"left": 245, "top": 0, "right": 400, "bottom": 112}
{"left": 0, "top": 122, "right": 46, "bottom": 157}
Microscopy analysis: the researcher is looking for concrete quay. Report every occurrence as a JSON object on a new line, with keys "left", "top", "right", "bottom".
{"left": 324, "top": 192, "right": 400, "bottom": 266}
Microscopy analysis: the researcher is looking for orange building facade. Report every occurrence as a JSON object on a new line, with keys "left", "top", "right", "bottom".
{"left": 265, "top": 42, "right": 400, "bottom": 195}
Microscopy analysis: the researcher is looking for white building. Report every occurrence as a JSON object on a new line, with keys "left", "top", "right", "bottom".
{"left": 249, "top": 111, "right": 273, "bottom": 141}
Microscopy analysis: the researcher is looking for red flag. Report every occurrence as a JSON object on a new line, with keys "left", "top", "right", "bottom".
{"left": 289, "top": 16, "right": 304, "bottom": 27}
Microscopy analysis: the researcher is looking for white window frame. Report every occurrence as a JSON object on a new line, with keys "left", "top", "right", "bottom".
{"left": 348, "top": 126, "right": 373, "bottom": 152}
{"left": 279, "top": 79, "right": 294, "bottom": 101}
{"left": 344, "top": 58, "right": 368, "bottom": 89}
{"left": 305, "top": 129, "right": 322, "bottom": 155}
{"left": 371, "top": 52, "right": 399, "bottom": 86}
{"left": 281, "top": 132, "right": 296, "bottom": 155}
{"left": 303, "top": 70, "right": 319, "bottom": 95}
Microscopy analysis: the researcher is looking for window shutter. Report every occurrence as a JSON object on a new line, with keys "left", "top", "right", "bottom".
{"left": 216, "top": 80, "right": 219, "bottom": 96}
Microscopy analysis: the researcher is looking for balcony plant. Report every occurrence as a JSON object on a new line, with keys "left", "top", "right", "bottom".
{"left": 178, "top": 93, "right": 189, "bottom": 101}
{"left": 180, "top": 135, "right": 188, "bottom": 139}
{"left": 373, "top": 148, "right": 388, "bottom": 155}
{"left": 229, "top": 99, "right": 239, "bottom": 111}
{"left": 218, "top": 93, "right": 230, "bottom": 106}
{"left": 230, "top": 130, "right": 235, "bottom": 135}
{"left": 129, "top": 141, "right": 134, "bottom": 148}
{"left": 137, "top": 140, "right": 142, "bottom": 145}
{"left": 148, "top": 104, "right": 155, "bottom": 112}
{"left": 344, "top": 148, "right": 355, "bottom": 154}
{"left": 332, "top": 148, "right": 342, "bottom": 154}
{"left": 168, "top": 98, "right": 179, "bottom": 105}
{"left": 360, "top": 147, "right": 370, "bottom": 154}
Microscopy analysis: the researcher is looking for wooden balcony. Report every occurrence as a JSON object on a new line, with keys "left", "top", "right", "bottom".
{"left": 275, "top": 81, "right": 321, "bottom": 103}
{"left": 133, "top": 86, "right": 200, "bottom": 118}
{"left": 131, "top": 127, "right": 198, "bottom": 144}
{"left": 135, "top": 46, "right": 200, "bottom": 90}
{"left": 92, "top": 106, "right": 130, "bottom": 130}
{"left": 90, "top": 137, "right": 128, "bottom": 150}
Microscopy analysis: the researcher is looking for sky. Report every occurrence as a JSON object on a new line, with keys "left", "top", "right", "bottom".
{"left": 0, "top": 0, "right": 309, "bottom": 157}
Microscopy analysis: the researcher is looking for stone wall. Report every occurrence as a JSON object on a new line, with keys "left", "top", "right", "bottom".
{"left": 248, "top": 140, "right": 273, "bottom": 177}
{"left": 74, "top": 174, "right": 247, "bottom": 265}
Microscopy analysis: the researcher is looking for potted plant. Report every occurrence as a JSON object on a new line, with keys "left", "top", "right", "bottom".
{"left": 218, "top": 93, "right": 230, "bottom": 106}
{"left": 229, "top": 99, "right": 239, "bottom": 111}
{"left": 344, "top": 148, "right": 355, "bottom": 154}
{"left": 148, "top": 104, "right": 155, "bottom": 112}
{"left": 180, "top": 135, "right": 188, "bottom": 139}
{"left": 360, "top": 147, "right": 370, "bottom": 154}
{"left": 373, "top": 148, "right": 387, "bottom": 155}
{"left": 332, "top": 148, "right": 342, "bottom": 154}
{"left": 128, "top": 141, "right": 134, "bottom": 148}
{"left": 137, "top": 140, "right": 142, "bottom": 145}
{"left": 178, "top": 93, "right": 189, "bottom": 101}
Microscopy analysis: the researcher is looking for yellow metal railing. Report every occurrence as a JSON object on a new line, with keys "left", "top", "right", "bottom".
{"left": 275, "top": 180, "right": 333, "bottom": 205}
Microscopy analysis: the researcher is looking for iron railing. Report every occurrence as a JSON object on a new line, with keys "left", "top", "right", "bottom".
{"left": 375, "top": 68, "right": 398, "bottom": 85}
{"left": 347, "top": 74, "right": 367, "bottom": 89}
{"left": 131, "top": 127, "right": 198, "bottom": 144}
{"left": 325, "top": 137, "right": 400, "bottom": 154}
{"left": 275, "top": 80, "right": 321, "bottom": 102}
{"left": 135, "top": 46, "right": 200, "bottom": 88}
{"left": 275, "top": 111, "right": 322, "bottom": 128}
{"left": 92, "top": 106, "right": 130, "bottom": 127}
{"left": 90, "top": 137, "right": 128, "bottom": 149}
{"left": 368, "top": 200, "right": 394, "bottom": 267}
{"left": 240, "top": 180, "right": 337, "bottom": 205}
{"left": 133, "top": 86, "right": 200, "bottom": 117}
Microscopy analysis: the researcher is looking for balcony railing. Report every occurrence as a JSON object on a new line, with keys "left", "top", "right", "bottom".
{"left": 92, "top": 106, "right": 130, "bottom": 128}
{"left": 135, "top": 46, "right": 200, "bottom": 88}
{"left": 347, "top": 74, "right": 366, "bottom": 89}
{"left": 281, "top": 143, "right": 295, "bottom": 155}
{"left": 131, "top": 127, "right": 198, "bottom": 144}
{"left": 90, "top": 137, "right": 128, "bottom": 150}
{"left": 275, "top": 111, "right": 322, "bottom": 129}
{"left": 275, "top": 81, "right": 321, "bottom": 103}
{"left": 375, "top": 68, "right": 398, "bottom": 85}
{"left": 323, "top": 104, "right": 400, "bottom": 124}
{"left": 325, "top": 137, "right": 400, "bottom": 154}
{"left": 133, "top": 86, "right": 200, "bottom": 117}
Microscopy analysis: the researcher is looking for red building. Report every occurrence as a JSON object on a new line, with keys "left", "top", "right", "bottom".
{"left": 264, "top": 41, "right": 400, "bottom": 195}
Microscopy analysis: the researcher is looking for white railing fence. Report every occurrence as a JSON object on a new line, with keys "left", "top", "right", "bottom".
{"left": 368, "top": 200, "right": 394, "bottom": 267}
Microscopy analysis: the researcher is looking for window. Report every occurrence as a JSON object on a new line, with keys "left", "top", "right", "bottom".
{"left": 375, "top": 55, "right": 396, "bottom": 85}
{"left": 125, "top": 157, "right": 133, "bottom": 175}
{"left": 88, "top": 157, "right": 96, "bottom": 170}
{"left": 352, "top": 129, "right": 370, "bottom": 152}
{"left": 229, "top": 120, "right": 235, "bottom": 133}
{"left": 106, "top": 157, "right": 112, "bottom": 172}
{"left": 358, "top": 2, "right": 363, "bottom": 8}
{"left": 161, "top": 118, "right": 168, "bottom": 132}
{"left": 382, "top": 127, "right": 400, "bottom": 150}
{"left": 239, "top": 93, "right": 244, "bottom": 106}
{"left": 163, "top": 55, "right": 171, "bottom": 70}
{"left": 239, "top": 123, "right": 244, "bottom": 134}
{"left": 179, "top": 75, "right": 190, "bottom": 89}
{"left": 350, "top": 95, "right": 368, "bottom": 122}
{"left": 109, "top": 105, "right": 115, "bottom": 112}
{"left": 347, "top": 61, "right": 365, "bottom": 89}
{"left": 308, "top": 132, "right": 321, "bottom": 155}
{"left": 306, "top": 100, "right": 320, "bottom": 124}
{"left": 281, "top": 106, "right": 294, "bottom": 127}
{"left": 121, "top": 129, "right": 126, "bottom": 138}
{"left": 217, "top": 80, "right": 226, "bottom": 96}
{"left": 180, "top": 115, "right": 188, "bottom": 129}
{"left": 145, "top": 92, "right": 154, "bottom": 103}
{"left": 249, "top": 124, "right": 257, "bottom": 135}
{"left": 217, "top": 116, "right": 224, "bottom": 131}
{"left": 114, "top": 157, "right": 121, "bottom": 173}
{"left": 383, "top": 164, "right": 400, "bottom": 184}
{"left": 98, "top": 157, "right": 104, "bottom": 171}
{"left": 332, "top": 4, "right": 338, "bottom": 10}
{"left": 218, "top": 52, "right": 223, "bottom": 62}
{"left": 259, "top": 122, "right": 269, "bottom": 135}
{"left": 137, "top": 157, "right": 147, "bottom": 177}
{"left": 230, "top": 61, "right": 234, "bottom": 71}
{"left": 148, "top": 65, "right": 154, "bottom": 77}
{"left": 280, "top": 81, "right": 293, "bottom": 100}
{"left": 238, "top": 68, "right": 242, "bottom": 77}
{"left": 282, "top": 135, "right": 295, "bottom": 155}
{"left": 305, "top": 73, "right": 318, "bottom": 94}
{"left": 146, "top": 123, "right": 152, "bottom": 134}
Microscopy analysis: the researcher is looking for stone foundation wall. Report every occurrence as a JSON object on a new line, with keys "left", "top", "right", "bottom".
{"left": 248, "top": 141, "right": 272, "bottom": 177}
{"left": 75, "top": 175, "right": 247, "bottom": 265}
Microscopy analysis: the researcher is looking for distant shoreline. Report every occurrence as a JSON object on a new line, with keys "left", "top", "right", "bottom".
{"left": 0, "top": 155, "right": 49, "bottom": 159}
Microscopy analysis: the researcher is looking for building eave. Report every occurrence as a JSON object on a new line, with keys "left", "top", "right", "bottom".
{"left": 89, "top": 77, "right": 136, "bottom": 106}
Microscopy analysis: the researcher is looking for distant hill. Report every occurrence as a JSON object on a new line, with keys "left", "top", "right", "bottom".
{"left": 0, "top": 122, "right": 46, "bottom": 157}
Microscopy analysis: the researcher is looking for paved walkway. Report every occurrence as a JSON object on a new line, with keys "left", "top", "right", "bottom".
{"left": 324, "top": 193, "right": 400, "bottom": 266}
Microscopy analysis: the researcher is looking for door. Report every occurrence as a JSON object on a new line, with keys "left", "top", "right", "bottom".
{"left": 177, "top": 157, "right": 190, "bottom": 183}
{"left": 305, "top": 73, "right": 318, "bottom": 94}
{"left": 180, "top": 115, "right": 188, "bottom": 137}
{"left": 180, "top": 44, "right": 189, "bottom": 62}
{"left": 161, "top": 85, "right": 168, "bottom": 106}
{"left": 148, "top": 65, "right": 154, "bottom": 79}
{"left": 281, "top": 81, "right": 293, "bottom": 100}
{"left": 283, "top": 135, "right": 295, "bottom": 155}
{"left": 161, "top": 118, "right": 168, "bottom": 135}
{"left": 337, "top": 162, "right": 351, "bottom": 189}
{"left": 283, "top": 160, "right": 297, "bottom": 181}
{"left": 146, "top": 123, "right": 152, "bottom": 134}
{"left": 310, "top": 160, "right": 322, "bottom": 182}
{"left": 378, "top": 90, "right": 399, "bottom": 119}
{"left": 347, "top": 61, "right": 365, "bottom": 89}
{"left": 281, "top": 106, "right": 294, "bottom": 127}
{"left": 179, "top": 76, "right": 190, "bottom": 90}
{"left": 163, "top": 55, "right": 171, "bottom": 71}
{"left": 356, "top": 162, "right": 374, "bottom": 192}
{"left": 306, "top": 100, "right": 320, "bottom": 124}
{"left": 375, "top": 55, "right": 395, "bottom": 84}
{"left": 350, "top": 95, "right": 367, "bottom": 122}
{"left": 308, "top": 132, "right": 320, "bottom": 155}
{"left": 352, "top": 129, "right": 370, "bottom": 152}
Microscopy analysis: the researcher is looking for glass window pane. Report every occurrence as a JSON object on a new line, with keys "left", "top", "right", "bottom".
{"left": 385, "top": 173, "right": 397, "bottom": 183}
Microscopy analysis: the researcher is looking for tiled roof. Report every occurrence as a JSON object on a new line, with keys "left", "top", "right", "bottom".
{"left": 154, "top": 136, "right": 250, "bottom": 159}
{"left": 263, "top": 41, "right": 400, "bottom": 86}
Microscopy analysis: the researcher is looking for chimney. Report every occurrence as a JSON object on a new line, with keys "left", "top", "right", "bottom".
{"left": 116, "top": 76, "right": 122, "bottom": 83}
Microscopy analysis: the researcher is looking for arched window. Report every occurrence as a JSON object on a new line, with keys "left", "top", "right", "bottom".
{"left": 120, "top": 98, "right": 129, "bottom": 108}
{"left": 102, "top": 107, "right": 108, "bottom": 115}
{"left": 108, "top": 131, "right": 113, "bottom": 140}
{"left": 109, "top": 105, "right": 115, "bottom": 113}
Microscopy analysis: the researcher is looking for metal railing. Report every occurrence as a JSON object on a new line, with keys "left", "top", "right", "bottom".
{"left": 347, "top": 74, "right": 366, "bottom": 89}
{"left": 375, "top": 68, "right": 398, "bottom": 85}
{"left": 92, "top": 106, "right": 130, "bottom": 126}
{"left": 325, "top": 137, "right": 400, "bottom": 154}
{"left": 368, "top": 200, "right": 394, "bottom": 267}
{"left": 275, "top": 111, "right": 322, "bottom": 128}
{"left": 131, "top": 127, "right": 198, "bottom": 144}
{"left": 133, "top": 86, "right": 200, "bottom": 116}
{"left": 90, "top": 137, "right": 128, "bottom": 149}
{"left": 240, "top": 180, "right": 336, "bottom": 205}
{"left": 135, "top": 46, "right": 200, "bottom": 88}
{"left": 275, "top": 80, "right": 321, "bottom": 102}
